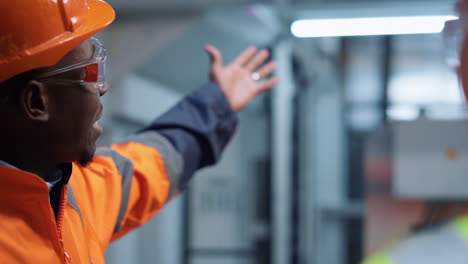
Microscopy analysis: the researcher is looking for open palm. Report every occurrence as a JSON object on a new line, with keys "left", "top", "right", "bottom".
{"left": 205, "top": 45, "right": 280, "bottom": 112}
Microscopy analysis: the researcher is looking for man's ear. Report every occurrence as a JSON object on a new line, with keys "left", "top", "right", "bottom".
{"left": 20, "top": 80, "right": 50, "bottom": 122}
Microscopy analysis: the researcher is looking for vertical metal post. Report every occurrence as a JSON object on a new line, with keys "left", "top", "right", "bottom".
{"left": 295, "top": 39, "right": 348, "bottom": 264}
{"left": 380, "top": 35, "right": 392, "bottom": 122}
{"left": 296, "top": 39, "right": 317, "bottom": 264}
{"left": 312, "top": 45, "right": 347, "bottom": 264}
{"left": 271, "top": 38, "right": 295, "bottom": 264}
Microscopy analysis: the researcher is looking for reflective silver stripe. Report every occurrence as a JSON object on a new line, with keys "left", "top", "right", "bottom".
{"left": 117, "top": 131, "right": 184, "bottom": 202}
{"left": 389, "top": 225, "right": 468, "bottom": 263}
{"left": 96, "top": 148, "right": 134, "bottom": 233}
{"left": 67, "top": 185, "right": 84, "bottom": 227}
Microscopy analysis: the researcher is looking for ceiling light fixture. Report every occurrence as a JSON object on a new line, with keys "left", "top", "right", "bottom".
{"left": 291, "top": 15, "right": 458, "bottom": 38}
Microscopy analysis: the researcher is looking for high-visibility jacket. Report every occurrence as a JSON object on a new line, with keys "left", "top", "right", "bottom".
{"left": 362, "top": 215, "right": 468, "bottom": 264}
{"left": 0, "top": 83, "right": 237, "bottom": 264}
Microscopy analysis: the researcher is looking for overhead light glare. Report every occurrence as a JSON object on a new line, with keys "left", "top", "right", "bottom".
{"left": 291, "top": 15, "right": 458, "bottom": 38}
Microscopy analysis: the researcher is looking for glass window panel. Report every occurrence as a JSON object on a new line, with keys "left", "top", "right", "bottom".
{"left": 346, "top": 37, "right": 383, "bottom": 104}
{"left": 387, "top": 105, "right": 420, "bottom": 121}
{"left": 348, "top": 105, "right": 382, "bottom": 131}
{"left": 388, "top": 34, "right": 464, "bottom": 118}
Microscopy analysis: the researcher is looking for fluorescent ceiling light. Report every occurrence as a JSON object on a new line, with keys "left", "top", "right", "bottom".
{"left": 291, "top": 15, "right": 458, "bottom": 38}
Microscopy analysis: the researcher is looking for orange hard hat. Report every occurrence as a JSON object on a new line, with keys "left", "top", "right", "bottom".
{"left": 0, "top": 0, "right": 115, "bottom": 83}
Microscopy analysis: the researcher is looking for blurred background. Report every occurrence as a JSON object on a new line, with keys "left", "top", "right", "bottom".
{"left": 95, "top": 0, "right": 467, "bottom": 263}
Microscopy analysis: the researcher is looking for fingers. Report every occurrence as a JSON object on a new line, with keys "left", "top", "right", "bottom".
{"left": 254, "top": 61, "right": 279, "bottom": 93}
{"left": 245, "top": 49, "right": 270, "bottom": 72}
{"left": 254, "top": 61, "right": 276, "bottom": 80}
{"left": 258, "top": 77, "right": 280, "bottom": 93}
{"left": 232, "top": 46, "right": 257, "bottom": 66}
{"left": 205, "top": 45, "right": 223, "bottom": 70}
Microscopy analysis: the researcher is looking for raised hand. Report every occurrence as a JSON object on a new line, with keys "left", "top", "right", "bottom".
{"left": 205, "top": 45, "right": 280, "bottom": 112}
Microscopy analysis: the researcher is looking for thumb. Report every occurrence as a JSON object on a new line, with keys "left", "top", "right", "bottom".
{"left": 205, "top": 45, "right": 223, "bottom": 70}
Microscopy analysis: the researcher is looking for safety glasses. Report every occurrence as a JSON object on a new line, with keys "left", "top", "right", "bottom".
{"left": 36, "top": 37, "right": 107, "bottom": 92}
{"left": 442, "top": 19, "right": 464, "bottom": 68}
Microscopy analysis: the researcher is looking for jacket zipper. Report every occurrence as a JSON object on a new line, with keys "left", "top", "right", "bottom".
{"left": 54, "top": 185, "right": 73, "bottom": 263}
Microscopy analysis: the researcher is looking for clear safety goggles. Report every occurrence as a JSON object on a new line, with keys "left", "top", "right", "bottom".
{"left": 442, "top": 19, "right": 464, "bottom": 68}
{"left": 36, "top": 37, "right": 107, "bottom": 92}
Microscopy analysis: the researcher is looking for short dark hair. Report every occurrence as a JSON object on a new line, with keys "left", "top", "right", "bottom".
{"left": 0, "top": 69, "right": 40, "bottom": 106}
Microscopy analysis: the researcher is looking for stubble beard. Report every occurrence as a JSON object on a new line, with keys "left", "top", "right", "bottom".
{"left": 78, "top": 149, "right": 95, "bottom": 167}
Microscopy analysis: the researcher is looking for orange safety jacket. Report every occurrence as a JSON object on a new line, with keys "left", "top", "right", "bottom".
{"left": 0, "top": 83, "right": 237, "bottom": 264}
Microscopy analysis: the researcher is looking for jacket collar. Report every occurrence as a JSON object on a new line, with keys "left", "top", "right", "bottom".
{"left": 0, "top": 163, "right": 72, "bottom": 200}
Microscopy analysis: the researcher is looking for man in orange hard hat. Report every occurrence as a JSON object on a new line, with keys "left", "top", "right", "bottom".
{"left": 0, "top": 1, "right": 279, "bottom": 263}
{"left": 362, "top": 1, "right": 468, "bottom": 263}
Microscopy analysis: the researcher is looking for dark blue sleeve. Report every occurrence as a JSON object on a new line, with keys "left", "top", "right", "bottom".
{"left": 141, "top": 82, "right": 238, "bottom": 190}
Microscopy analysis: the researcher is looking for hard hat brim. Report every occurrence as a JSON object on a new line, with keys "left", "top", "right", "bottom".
{"left": 0, "top": 0, "right": 115, "bottom": 82}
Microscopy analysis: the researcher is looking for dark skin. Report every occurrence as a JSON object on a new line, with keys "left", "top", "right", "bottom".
{"left": 0, "top": 39, "right": 279, "bottom": 180}
{"left": 0, "top": 40, "right": 106, "bottom": 179}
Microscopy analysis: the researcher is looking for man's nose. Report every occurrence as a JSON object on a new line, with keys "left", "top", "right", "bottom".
{"left": 99, "top": 82, "right": 109, "bottom": 96}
